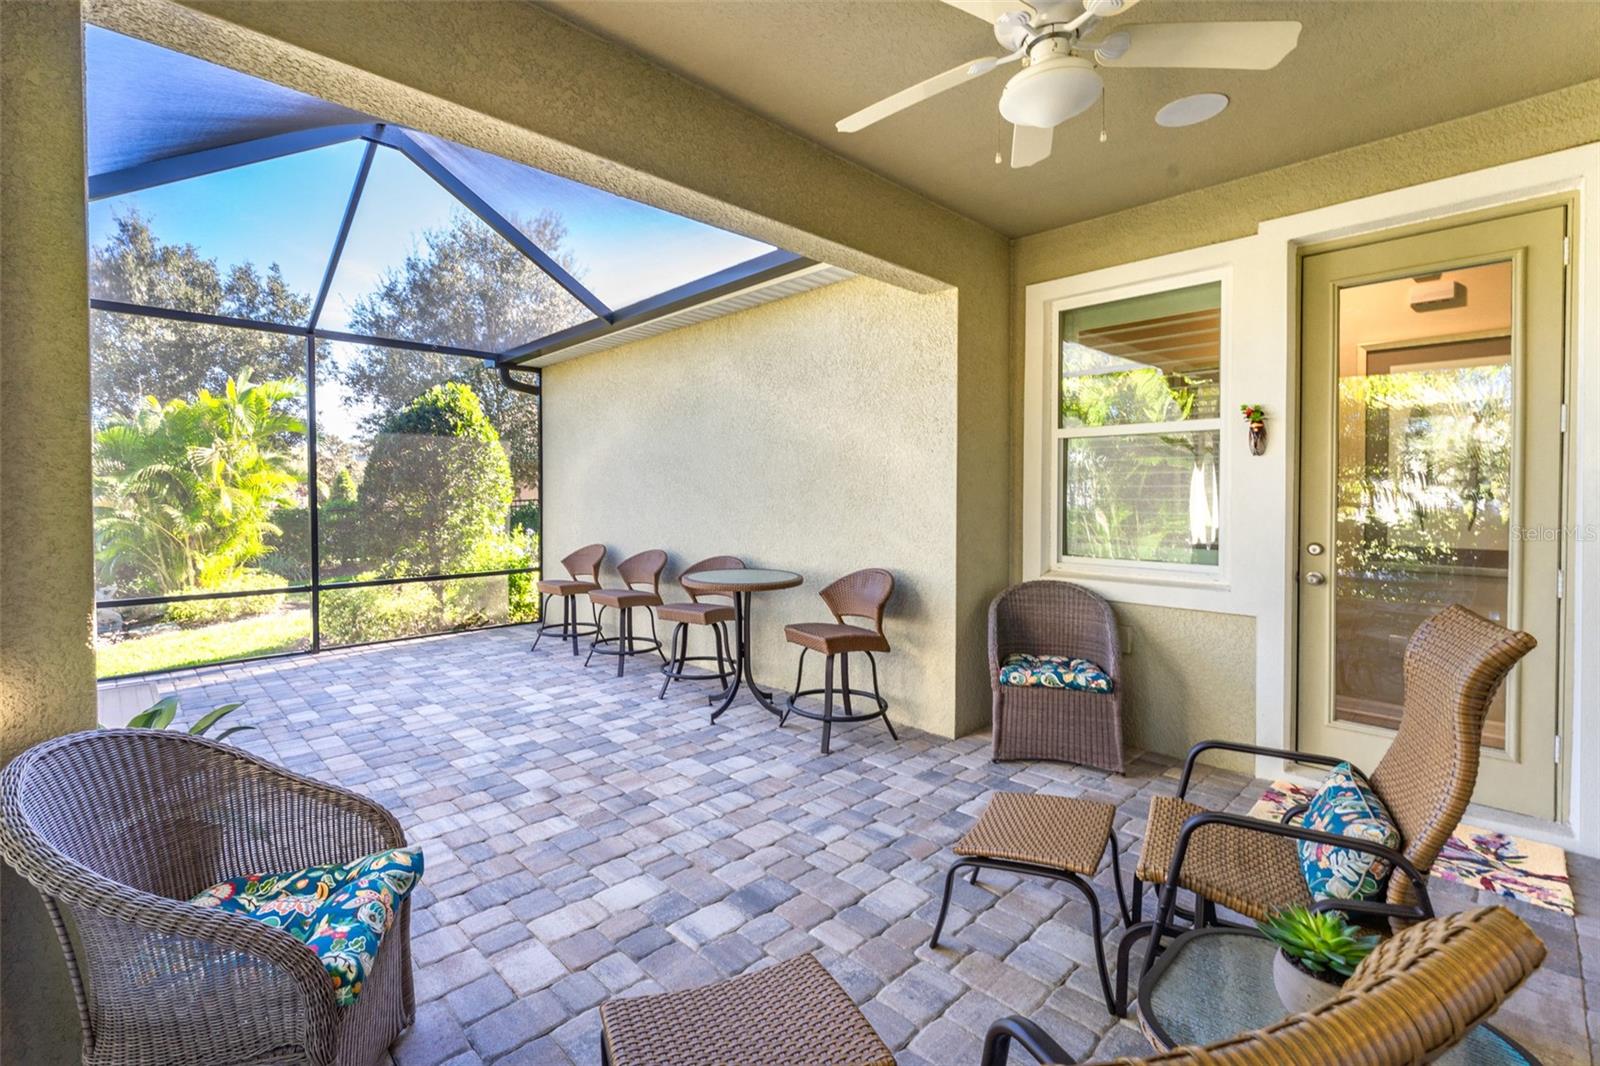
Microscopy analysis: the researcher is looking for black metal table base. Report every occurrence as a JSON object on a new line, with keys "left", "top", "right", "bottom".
{"left": 707, "top": 591, "right": 787, "bottom": 722}
{"left": 928, "top": 843, "right": 1125, "bottom": 1016}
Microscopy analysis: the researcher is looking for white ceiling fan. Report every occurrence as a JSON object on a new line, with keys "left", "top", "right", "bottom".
{"left": 836, "top": 0, "right": 1301, "bottom": 168}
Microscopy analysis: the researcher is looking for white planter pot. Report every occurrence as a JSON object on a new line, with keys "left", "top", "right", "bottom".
{"left": 1272, "top": 949, "right": 1344, "bottom": 1014}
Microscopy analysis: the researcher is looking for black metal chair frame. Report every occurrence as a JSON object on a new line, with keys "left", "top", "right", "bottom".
{"left": 781, "top": 648, "right": 896, "bottom": 755}
{"left": 1113, "top": 739, "right": 1438, "bottom": 1017}
{"left": 658, "top": 619, "right": 735, "bottom": 699}
{"left": 979, "top": 1016, "right": 1075, "bottom": 1066}
{"left": 929, "top": 842, "right": 1127, "bottom": 1016}
{"left": 531, "top": 590, "right": 602, "bottom": 656}
{"left": 586, "top": 604, "right": 666, "bottom": 677}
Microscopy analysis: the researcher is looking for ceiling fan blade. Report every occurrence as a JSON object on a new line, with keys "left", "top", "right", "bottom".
{"left": 837, "top": 57, "right": 1003, "bottom": 133}
{"left": 940, "top": 0, "right": 1032, "bottom": 24}
{"left": 1098, "top": 21, "right": 1302, "bottom": 70}
{"left": 1011, "top": 123, "right": 1053, "bottom": 168}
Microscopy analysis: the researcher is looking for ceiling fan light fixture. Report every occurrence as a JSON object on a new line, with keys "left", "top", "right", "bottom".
{"left": 1154, "top": 92, "right": 1230, "bottom": 127}
{"left": 999, "top": 56, "right": 1103, "bottom": 129}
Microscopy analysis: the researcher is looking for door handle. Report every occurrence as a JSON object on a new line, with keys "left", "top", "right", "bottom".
{"left": 1304, "top": 572, "right": 1327, "bottom": 586}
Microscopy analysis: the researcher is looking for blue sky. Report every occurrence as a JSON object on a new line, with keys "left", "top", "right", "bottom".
{"left": 87, "top": 134, "right": 776, "bottom": 443}
{"left": 87, "top": 137, "right": 775, "bottom": 332}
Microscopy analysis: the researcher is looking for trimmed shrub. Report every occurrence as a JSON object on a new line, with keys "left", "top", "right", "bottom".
{"left": 164, "top": 572, "right": 288, "bottom": 628}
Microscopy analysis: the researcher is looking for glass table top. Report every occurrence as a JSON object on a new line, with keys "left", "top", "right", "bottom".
{"left": 1142, "top": 930, "right": 1535, "bottom": 1064}
{"left": 680, "top": 568, "right": 802, "bottom": 591}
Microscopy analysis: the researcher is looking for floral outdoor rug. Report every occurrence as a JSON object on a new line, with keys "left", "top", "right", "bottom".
{"left": 1246, "top": 780, "right": 1575, "bottom": 916}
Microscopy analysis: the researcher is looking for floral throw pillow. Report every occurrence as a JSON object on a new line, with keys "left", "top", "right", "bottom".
{"left": 999, "top": 653, "right": 1114, "bottom": 693}
{"left": 192, "top": 845, "right": 423, "bottom": 1006}
{"left": 1297, "top": 763, "right": 1401, "bottom": 902}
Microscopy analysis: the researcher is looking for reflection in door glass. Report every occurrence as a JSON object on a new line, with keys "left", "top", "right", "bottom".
{"left": 1333, "top": 260, "right": 1513, "bottom": 746}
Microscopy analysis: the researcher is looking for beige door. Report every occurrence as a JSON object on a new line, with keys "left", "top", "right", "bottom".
{"left": 1297, "top": 205, "right": 1568, "bottom": 819}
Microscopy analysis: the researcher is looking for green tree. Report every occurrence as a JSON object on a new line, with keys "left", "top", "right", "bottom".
{"left": 89, "top": 212, "right": 311, "bottom": 422}
{"left": 358, "top": 382, "right": 514, "bottom": 580}
{"left": 341, "top": 210, "right": 579, "bottom": 490}
{"left": 93, "top": 369, "right": 307, "bottom": 595}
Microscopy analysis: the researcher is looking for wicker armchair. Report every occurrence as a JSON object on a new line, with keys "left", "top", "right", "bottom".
{"left": 0, "top": 729, "right": 414, "bottom": 1066}
{"left": 990, "top": 580, "right": 1124, "bottom": 772}
{"left": 1121, "top": 604, "right": 1536, "bottom": 1007}
{"left": 982, "top": 905, "right": 1545, "bottom": 1065}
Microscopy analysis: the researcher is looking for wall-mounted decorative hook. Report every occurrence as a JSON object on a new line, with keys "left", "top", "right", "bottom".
{"left": 1241, "top": 404, "right": 1266, "bottom": 456}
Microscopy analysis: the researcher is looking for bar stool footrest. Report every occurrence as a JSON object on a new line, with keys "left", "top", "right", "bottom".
{"left": 784, "top": 686, "right": 890, "bottom": 724}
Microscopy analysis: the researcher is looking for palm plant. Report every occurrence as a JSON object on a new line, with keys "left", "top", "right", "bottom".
{"left": 93, "top": 369, "right": 305, "bottom": 595}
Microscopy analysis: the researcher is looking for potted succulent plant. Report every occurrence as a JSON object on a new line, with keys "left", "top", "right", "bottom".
{"left": 1256, "top": 907, "right": 1379, "bottom": 1013}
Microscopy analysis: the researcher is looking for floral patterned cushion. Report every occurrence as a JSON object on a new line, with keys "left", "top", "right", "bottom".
{"left": 998, "top": 653, "right": 1114, "bottom": 693}
{"left": 192, "top": 845, "right": 422, "bottom": 1006}
{"left": 1297, "top": 763, "right": 1401, "bottom": 903}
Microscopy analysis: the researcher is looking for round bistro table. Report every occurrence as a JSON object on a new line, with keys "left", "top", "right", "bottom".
{"left": 1137, "top": 926, "right": 1540, "bottom": 1063}
{"left": 679, "top": 568, "right": 803, "bottom": 721}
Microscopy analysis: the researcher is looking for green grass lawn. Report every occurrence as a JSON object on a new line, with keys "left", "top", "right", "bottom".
{"left": 96, "top": 609, "right": 311, "bottom": 678}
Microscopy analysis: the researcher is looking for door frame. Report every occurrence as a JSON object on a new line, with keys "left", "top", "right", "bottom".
{"left": 1293, "top": 207, "right": 1568, "bottom": 815}
{"left": 1260, "top": 147, "right": 1596, "bottom": 849}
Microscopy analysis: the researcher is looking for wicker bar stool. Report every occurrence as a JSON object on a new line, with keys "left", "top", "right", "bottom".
{"left": 532, "top": 543, "right": 606, "bottom": 656}
{"left": 587, "top": 549, "right": 668, "bottom": 677}
{"left": 599, "top": 953, "right": 893, "bottom": 1066}
{"left": 1119, "top": 604, "right": 1537, "bottom": 1012}
{"left": 782, "top": 568, "right": 897, "bottom": 755}
{"left": 657, "top": 555, "right": 742, "bottom": 700}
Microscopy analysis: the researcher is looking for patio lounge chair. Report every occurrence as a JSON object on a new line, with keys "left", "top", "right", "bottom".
{"left": 989, "top": 580, "right": 1125, "bottom": 773}
{"left": 0, "top": 729, "right": 414, "bottom": 1066}
{"left": 1122, "top": 604, "right": 1535, "bottom": 1008}
{"left": 982, "top": 905, "right": 1545, "bottom": 1066}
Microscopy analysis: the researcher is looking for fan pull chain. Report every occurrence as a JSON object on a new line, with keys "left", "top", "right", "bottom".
{"left": 1099, "top": 92, "right": 1108, "bottom": 143}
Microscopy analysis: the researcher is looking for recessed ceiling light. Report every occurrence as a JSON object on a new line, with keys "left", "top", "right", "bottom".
{"left": 1155, "top": 93, "right": 1230, "bottom": 128}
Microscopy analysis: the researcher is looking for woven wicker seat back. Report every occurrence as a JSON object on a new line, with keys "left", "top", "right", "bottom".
{"left": 1366, "top": 605, "right": 1536, "bottom": 910}
{"left": 0, "top": 729, "right": 414, "bottom": 1066}
{"left": 819, "top": 568, "right": 894, "bottom": 633}
{"left": 615, "top": 549, "right": 668, "bottom": 593}
{"left": 561, "top": 542, "right": 606, "bottom": 581}
{"left": 1098, "top": 906, "right": 1544, "bottom": 1064}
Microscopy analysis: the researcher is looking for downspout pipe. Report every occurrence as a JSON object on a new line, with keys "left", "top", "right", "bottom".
{"left": 498, "top": 364, "right": 540, "bottom": 395}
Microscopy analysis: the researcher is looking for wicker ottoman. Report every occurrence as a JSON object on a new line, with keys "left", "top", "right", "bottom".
{"left": 599, "top": 952, "right": 894, "bottom": 1066}
{"left": 929, "top": 792, "right": 1123, "bottom": 1014}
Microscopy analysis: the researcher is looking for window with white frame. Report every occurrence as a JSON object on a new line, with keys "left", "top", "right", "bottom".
{"left": 1054, "top": 280, "right": 1223, "bottom": 568}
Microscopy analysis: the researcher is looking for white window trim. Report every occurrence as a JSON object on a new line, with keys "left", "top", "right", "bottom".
{"left": 1027, "top": 264, "right": 1234, "bottom": 592}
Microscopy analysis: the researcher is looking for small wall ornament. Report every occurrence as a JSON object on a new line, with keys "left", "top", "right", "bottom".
{"left": 1241, "top": 404, "right": 1267, "bottom": 456}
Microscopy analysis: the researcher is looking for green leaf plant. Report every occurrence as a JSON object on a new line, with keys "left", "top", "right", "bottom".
{"left": 1257, "top": 906, "right": 1380, "bottom": 979}
{"left": 123, "top": 695, "right": 253, "bottom": 743}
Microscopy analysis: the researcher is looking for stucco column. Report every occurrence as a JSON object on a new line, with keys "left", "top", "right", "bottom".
{"left": 1, "top": 2, "right": 98, "bottom": 1062}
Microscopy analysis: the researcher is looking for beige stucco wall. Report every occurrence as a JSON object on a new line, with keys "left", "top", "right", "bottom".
{"left": 1114, "top": 606, "right": 1255, "bottom": 775}
{"left": 92, "top": 0, "right": 1012, "bottom": 739}
{"left": 543, "top": 277, "right": 958, "bottom": 735}
{"left": 1008, "top": 78, "right": 1600, "bottom": 765}
{"left": 1, "top": 4, "right": 99, "bottom": 1063}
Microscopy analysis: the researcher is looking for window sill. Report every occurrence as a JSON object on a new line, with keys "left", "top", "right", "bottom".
{"left": 1040, "top": 566, "right": 1232, "bottom": 594}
